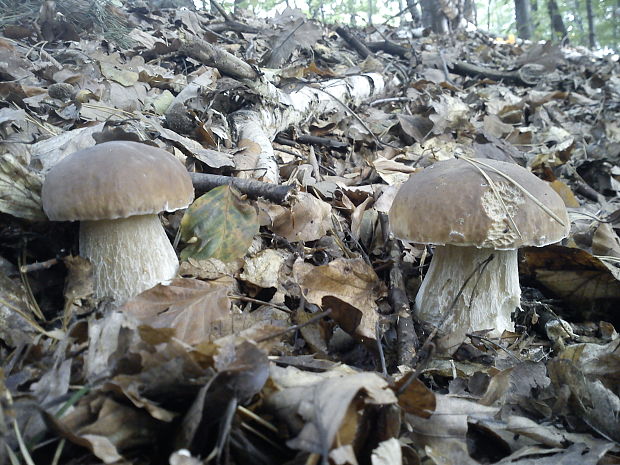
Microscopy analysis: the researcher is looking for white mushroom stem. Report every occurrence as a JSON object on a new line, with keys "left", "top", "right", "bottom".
{"left": 415, "top": 244, "right": 520, "bottom": 339}
{"left": 80, "top": 214, "right": 179, "bottom": 304}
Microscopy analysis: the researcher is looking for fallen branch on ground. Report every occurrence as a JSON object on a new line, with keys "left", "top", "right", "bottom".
{"left": 190, "top": 172, "right": 294, "bottom": 203}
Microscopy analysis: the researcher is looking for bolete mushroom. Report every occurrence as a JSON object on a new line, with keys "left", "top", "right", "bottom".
{"left": 42, "top": 140, "right": 194, "bottom": 304}
{"left": 389, "top": 157, "right": 569, "bottom": 344}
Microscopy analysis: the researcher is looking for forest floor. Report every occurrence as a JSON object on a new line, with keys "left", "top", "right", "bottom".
{"left": 0, "top": 2, "right": 619, "bottom": 464}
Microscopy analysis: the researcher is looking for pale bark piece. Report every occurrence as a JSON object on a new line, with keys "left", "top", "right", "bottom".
{"left": 229, "top": 73, "right": 385, "bottom": 183}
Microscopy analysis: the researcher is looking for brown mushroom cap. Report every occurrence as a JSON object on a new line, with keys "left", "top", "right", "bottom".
{"left": 42, "top": 141, "right": 194, "bottom": 221}
{"left": 389, "top": 158, "right": 570, "bottom": 249}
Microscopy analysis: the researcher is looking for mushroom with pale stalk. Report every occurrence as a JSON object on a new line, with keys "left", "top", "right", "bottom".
{"left": 389, "top": 157, "right": 570, "bottom": 350}
{"left": 41, "top": 140, "right": 194, "bottom": 304}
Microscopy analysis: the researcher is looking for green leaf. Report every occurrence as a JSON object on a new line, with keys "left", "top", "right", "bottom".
{"left": 180, "top": 185, "right": 259, "bottom": 262}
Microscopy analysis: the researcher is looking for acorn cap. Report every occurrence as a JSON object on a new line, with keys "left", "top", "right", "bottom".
{"left": 389, "top": 158, "right": 570, "bottom": 250}
{"left": 42, "top": 140, "right": 194, "bottom": 221}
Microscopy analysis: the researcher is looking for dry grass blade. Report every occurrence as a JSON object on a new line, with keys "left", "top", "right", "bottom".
{"left": 50, "top": 439, "right": 66, "bottom": 465}
{"left": 0, "top": 295, "right": 56, "bottom": 338}
{"left": 238, "top": 405, "right": 279, "bottom": 434}
{"left": 460, "top": 156, "right": 568, "bottom": 227}
{"left": 5, "top": 444, "right": 21, "bottom": 465}
{"left": 13, "top": 420, "right": 36, "bottom": 465}
{"left": 18, "top": 256, "right": 45, "bottom": 321}
{"left": 459, "top": 157, "right": 522, "bottom": 238}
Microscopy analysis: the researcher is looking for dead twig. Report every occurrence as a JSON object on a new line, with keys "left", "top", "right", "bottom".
{"left": 19, "top": 257, "right": 60, "bottom": 273}
{"left": 379, "top": 212, "right": 418, "bottom": 366}
{"left": 335, "top": 26, "right": 373, "bottom": 59}
{"left": 190, "top": 172, "right": 294, "bottom": 203}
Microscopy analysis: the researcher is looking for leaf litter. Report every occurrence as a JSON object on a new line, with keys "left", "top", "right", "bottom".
{"left": 0, "top": 1, "right": 619, "bottom": 464}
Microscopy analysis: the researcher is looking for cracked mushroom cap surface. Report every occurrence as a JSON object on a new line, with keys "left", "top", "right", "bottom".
{"left": 389, "top": 158, "right": 570, "bottom": 250}
{"left": 42, "top": 140, "right": 194, "bottom": 221}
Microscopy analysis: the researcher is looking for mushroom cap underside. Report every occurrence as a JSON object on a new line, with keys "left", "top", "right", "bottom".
{"left": 42, "top": 140, "right": 194, "bottom": 221}
{"left": 389, "top": 157, "right": 570, "bottom": 249}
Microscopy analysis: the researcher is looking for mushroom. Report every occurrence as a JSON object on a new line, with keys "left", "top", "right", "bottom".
{"left": 42, "top": 140, "right": 194, "bottom": 304}
{"left": 389, "top": 157, "right": 569, "bottom": 346}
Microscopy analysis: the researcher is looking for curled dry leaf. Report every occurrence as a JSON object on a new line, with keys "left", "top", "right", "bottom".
{"left": 393, "top": 377, "right": 436, "bottom": 419}
{"left": 406, "top": 394, "right": 498, "bottom": 465}
{"left": 479, "top": 361, "right": 550, "bottom": 408}
{"left": 371, "top": 156, "right": 418, "bottom": 185}
{"left": 261, "top": 191, "right": 332, "bottom": 242}
{"left": 179, "top": 256, "right": 242, "bottom": 280}
{"left": 293, "top": 257, "right": 386, "bottom": 340}
{"left": 266, "top": 365, "right": 397, "bottom": 456}
{"left": 44, "top": 394, "right": 160, "bottom": 464}
{"left": 397, "top": 113, "right": 434, "bottom": 142}
{"left": 592, "top": 222, "right": 620, "bottom": 258}
{"left": 121, "top": 277, "right": 234, "bottom": 346}
{"left": 86, "top": 310, "right": 138, "bottom": 381}
{"left": 62, "top": 255, "right": 95, "bottom": 318}
{"left": 548, "top": 358, "right": 620, "bottom": 442}
{"left": 179, "top": 341, "right": 269, "bottom": 456}
{"left": 558, "top": 339, "right": 620, "bottom": 395}
{"left": 429, "top": 94, "right": 471, "bottom": 135}
{"left": 521, "top": 245, "right": 620, "bottom": 301}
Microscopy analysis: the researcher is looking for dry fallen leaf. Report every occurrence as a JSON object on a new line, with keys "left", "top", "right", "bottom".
{"left": 266, "top": 365, "right": 397, "bottom": 456}
{"left": 262, "top": 192, "right": 333, "bottom": 242}
{"left": 407, "top": 394, "right": 498, "bottom": 465}
{"left": 371, "top": 156, "right": 418, "bottom": 185}
{"left": 179, "top": 341, "right": 269, "bottom": 456}
{"left": 393, "top": 377, "right": 436, "bottom": 419}
{"left": 548, "top": 358, "right": 620, "bottom": 442}
{"left": 180, "top": 185, "right": 259, "bottom": 262}
{"left": 293, "top": 257, "right": 386, "bottom": 340}
{"left": 121, "top": 277, "right": 235, "bottom": 345}
{"left": 45, "top": 394, "right": 158, "bottom": 464}
{"left": 521, "top": 245, "right": 620, "bottom": 301}
{"left": 592, "top": 222, "right": 620, "bottom": 258}
{"left": 557, "top": 339, "right": 620, "bottom": 395}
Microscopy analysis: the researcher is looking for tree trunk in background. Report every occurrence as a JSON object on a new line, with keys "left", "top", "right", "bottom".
{"left": 418, "top": 0, "right": 472, "bottom": 33}
{"left": 515, "top": 0, "right": 533, "bottom": 39}
{"left": 406, "top": 0, "right": 421, "bottom": 24}
{"left": 420, "top": 0, "right": 449, "bottom": 33}
{"left": 348, "top": 0, "right": 357, "bottom": 26}
{"left": 486, "top": 0, "right": 491, "bottom": 30}
{"left": 462, "top": 0, "right": 475, "bottom": 24}
{"left": 585, "top": 0, "right": 596, "bottom": 47}
{"left": 547, "top": 0, "right": 568, "bottom": 42}
{"left": 530, "top": 0, "right": 540, "bottom": 32}
{"left": 571, "top": 0, "right": 585, "bottom": 43}
{"left": 615, "top": 0, "right": 620, "bottom": 44}
{"left": 367, "top": 0, "right": 373, "bottom": 24}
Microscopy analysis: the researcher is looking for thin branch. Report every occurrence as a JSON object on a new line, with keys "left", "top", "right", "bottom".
{"left": 190, "top": 172, "right": 294, "bottom": 203}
